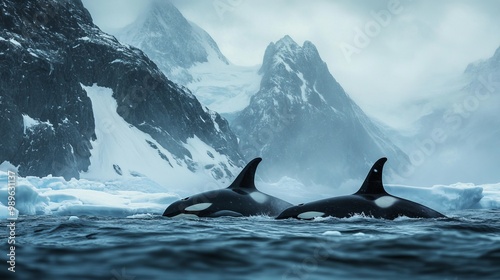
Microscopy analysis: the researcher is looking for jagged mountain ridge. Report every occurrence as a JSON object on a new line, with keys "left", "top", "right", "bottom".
{"left": 115, "top": 0, "right": 229, "bottom": 85}
{"left": 0, "top": 0, "right": 242, "bottom": 183}
{"left": 232, "top": 36, "right": 409, "bottom": 186}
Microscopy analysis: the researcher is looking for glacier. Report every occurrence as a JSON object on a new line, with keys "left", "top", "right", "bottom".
{"left": 1, "top": 163, "right": 498, "bottom": 219}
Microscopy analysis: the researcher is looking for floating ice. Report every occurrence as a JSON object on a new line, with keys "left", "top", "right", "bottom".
{"left": 0, "top": 167, "right": 498, "bottom": 218}
{"left": 0, "top": 169, "right": 179, "bottom": 217}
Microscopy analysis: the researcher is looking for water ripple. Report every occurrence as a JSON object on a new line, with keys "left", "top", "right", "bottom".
{"left": 2, "top": 209, "right": 500, "bottom": 279}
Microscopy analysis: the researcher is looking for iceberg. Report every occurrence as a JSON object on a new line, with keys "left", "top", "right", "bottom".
{"left": 0, "top": 166, "right": 498, "bottom": 218}
{"left": 0, "top": 168, "right": 179, "bottom": 218}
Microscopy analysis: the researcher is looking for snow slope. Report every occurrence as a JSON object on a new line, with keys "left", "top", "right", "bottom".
{"left": 183, "top": 22, "right": 261, "bottom": 113}
{"left": 81, "top": 84, "right": 237, "bottom": 189}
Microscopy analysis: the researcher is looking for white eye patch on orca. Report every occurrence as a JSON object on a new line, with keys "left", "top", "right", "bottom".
{"left": 185, "top": 203, "right": 212, "bottom": 211}
{"left": 374, "top": 196, "right": 398, "bottom": 208}
{"left": 297, "top": 211, "right": 325, "bottom": 219}
{"left": 250, "top": 192, "right": 268, "bottom": 204}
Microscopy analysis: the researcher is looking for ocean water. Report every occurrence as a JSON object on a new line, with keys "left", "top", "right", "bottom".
{"left": 2, "top": 209, "right": 500, "bottom": 280}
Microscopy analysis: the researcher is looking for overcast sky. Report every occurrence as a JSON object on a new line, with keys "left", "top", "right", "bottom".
{"left": 83, "top": 0, "right": 500, "bottom": 127}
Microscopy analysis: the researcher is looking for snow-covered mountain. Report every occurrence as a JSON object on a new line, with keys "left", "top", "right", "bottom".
{"left": 404, "top": 46, "right": 500, "bottom": 185}
{"left": 115, "top": 0, "right": 228, "bottom": 85}
{"left": 104, "top": 1, "right": 410, "bottom": 187}
{"left": 113, "top": 0, "right": 261, "bottom": 115}
{"left": 0, "top": 0, "right": 243, "bottom": 187}
{"left": 232, "top": 36, "right": 409, "bottom": 187}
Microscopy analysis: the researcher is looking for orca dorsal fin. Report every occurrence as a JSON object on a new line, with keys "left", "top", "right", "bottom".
{"left": 227, "top": 158, "right": 262, "bottom": 190}
{"left": 354, "top": 157, "right": 388, "bottom": 195}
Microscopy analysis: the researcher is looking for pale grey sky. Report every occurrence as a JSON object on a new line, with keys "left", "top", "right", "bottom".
{"left": 83, "top": 0, "right": 500, "bottom": 127}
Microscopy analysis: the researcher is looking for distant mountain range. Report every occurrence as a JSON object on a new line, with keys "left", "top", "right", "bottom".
{"left": 4, "top": 0, "right": 495, "bottom": 188}
{"left": 112, "top": 1, "right": 410, "bottom": 187}
{"left": 153, "top": 1, "right": 499, "bottom": 186}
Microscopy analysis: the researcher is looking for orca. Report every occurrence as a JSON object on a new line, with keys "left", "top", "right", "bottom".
{"left": 276, "top": 158, "right": 446, "bottom": 220}
{"left": 163, "top": 158, "right": 293, "bottom": 218}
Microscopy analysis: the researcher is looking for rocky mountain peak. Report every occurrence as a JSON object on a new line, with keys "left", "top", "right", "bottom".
{"left": 116, "top": 0, "right": 229, "bottom": 84}
{"left": 148, "top": 0, "right": 183, "bottom": 19}
{"left": 261, "top": 36, "right": 302, "bottom": 74}
{"left": 233, "top": 35, "right": 409, "bottom": 186}
{"left": 261, "top": 36, "right": 322, "bottom": 73}
{"left": 258, "top": 36, "right": 350, "bottom": 112}
{"left": 274, "top": 35, "right": 300, "bottom": 52}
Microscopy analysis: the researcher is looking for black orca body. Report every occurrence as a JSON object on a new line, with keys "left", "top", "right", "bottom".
{"left": 276, "top": 158, "right": 446, "bottom": 220}
{"left": 163, "top": 158, "right": 293, "bottom": 218}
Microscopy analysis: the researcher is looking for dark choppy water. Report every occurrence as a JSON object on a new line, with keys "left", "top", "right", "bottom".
{"left": 2, "top": 209, "right": 500, "bottom": 280}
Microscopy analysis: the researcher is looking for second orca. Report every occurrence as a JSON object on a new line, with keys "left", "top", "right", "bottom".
{"left": 276, "top": 158, "right": 446, "bottom": 220}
